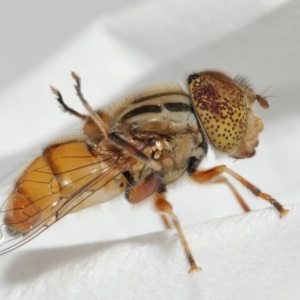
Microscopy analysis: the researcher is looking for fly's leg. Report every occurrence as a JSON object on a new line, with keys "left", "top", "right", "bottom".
{"left": 154, "top": 194, "right": 201, "bottom": 273}
{"left": 50, "top": 86, "right": 88, "bottom": 120}
{"left": 124, "top": 168, "right": 171, "bottom": 227}
{"left": 191, "top": 165, "right": 289, "bottom": 217}
{"left": 125, "top": 178, "right": 200, "bottom": 273}
{"left": 71, "top": 72, "right": 162, "bottom": 172}
{"left": 51, "top": 72, "right": 164, "bottom": 199}
{"left": 208, "top": 176, "right": 250, "bottom": 213}
{"left": 126, "top": 174, "right": 163, "bottom": 203}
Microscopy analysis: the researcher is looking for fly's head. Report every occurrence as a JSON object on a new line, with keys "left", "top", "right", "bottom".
{"left": 188, "top": 70, "right": 269, "bottom": 158}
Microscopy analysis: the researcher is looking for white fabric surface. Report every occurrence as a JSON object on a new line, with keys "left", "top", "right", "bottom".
{"left": 0, "top": 0, "right": 300, "bottom": 299}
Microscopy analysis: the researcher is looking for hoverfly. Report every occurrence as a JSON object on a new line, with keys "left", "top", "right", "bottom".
{"left": 0, "top": 71, "right": 288, "bottom": 273}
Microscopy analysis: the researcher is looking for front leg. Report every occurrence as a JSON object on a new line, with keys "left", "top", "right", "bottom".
{"left": 51, "top": 72, "right": 163, "bottom": 175}
{"left": 191, "top": 165, "right": 289, "bottom": 217}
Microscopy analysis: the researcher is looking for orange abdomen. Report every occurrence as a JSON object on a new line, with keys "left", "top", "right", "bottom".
{"left": 3, "top": 141, "right": 113, "bottom": 233}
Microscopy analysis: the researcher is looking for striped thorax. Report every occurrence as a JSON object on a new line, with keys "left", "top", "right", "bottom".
{"left": 86, "top": 85, "right": 208, "bottom": 187}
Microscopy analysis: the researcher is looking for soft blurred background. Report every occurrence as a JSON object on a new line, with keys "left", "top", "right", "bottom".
{"left": 0, "top": 1, "right": 299, "bottom": 299}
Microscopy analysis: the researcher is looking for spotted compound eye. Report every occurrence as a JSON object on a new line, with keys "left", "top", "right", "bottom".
{"left": 188, "top": 71, "right": 267, "bottom": 158}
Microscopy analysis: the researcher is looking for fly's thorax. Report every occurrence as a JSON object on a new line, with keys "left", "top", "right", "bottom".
{"left": 125, "top": 130, "right": 206, "bottom": 186}
{"left": 188, "top": 70, "right": 267, "bottom": 159}
{"left": 108, "top": 85, "right": 206, "bottom": 184}
{"left": 111, "top": 85, "right": 197, "bottom": 133}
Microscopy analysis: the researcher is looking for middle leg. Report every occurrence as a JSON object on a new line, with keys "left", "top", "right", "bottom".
{"left": 154, "top": 193, "right": 201, "bottom": 273}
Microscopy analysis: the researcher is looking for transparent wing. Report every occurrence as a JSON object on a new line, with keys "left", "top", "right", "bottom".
{"left": 0, "top": 142, "right": 137, "bottom": 254}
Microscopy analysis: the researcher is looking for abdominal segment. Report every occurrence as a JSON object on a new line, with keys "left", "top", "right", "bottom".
{"left": 3, "top": 141, "right": 127, "bottom": 234}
